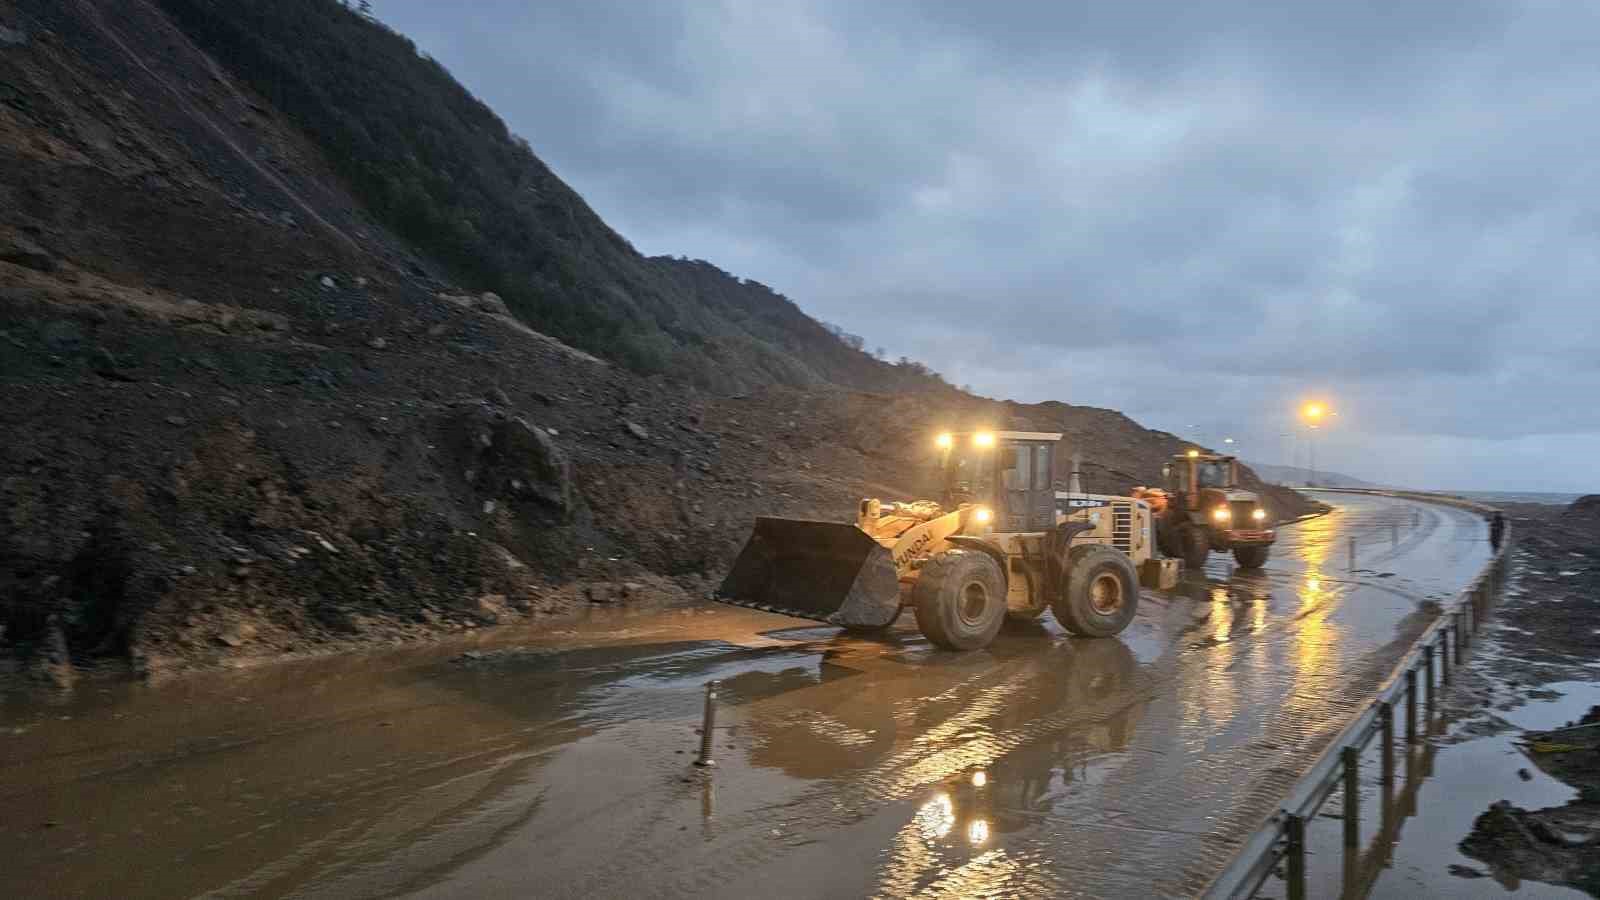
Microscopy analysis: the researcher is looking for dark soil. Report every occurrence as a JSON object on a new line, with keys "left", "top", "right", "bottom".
{"left": 1447, "top": 499, "right": 1600, "bottom": 895}
{"left": 0, "top": 0, "right": 1315, "bottom": 687}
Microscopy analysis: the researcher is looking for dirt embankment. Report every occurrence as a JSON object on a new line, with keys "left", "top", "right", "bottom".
{"left": 1445, "top": 497, "right": 1600, "bottom": 893}
{"left": 0, "top": 0, "right": 1316, "bottom": 687}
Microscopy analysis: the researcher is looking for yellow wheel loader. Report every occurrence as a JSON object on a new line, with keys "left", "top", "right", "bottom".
{"left": 716, "top": 431, "right": 1171, "bottom": 651}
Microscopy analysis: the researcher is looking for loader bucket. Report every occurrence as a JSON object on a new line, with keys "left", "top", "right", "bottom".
{"left": 715, "top": 518, "right": 902, "bottom": 628}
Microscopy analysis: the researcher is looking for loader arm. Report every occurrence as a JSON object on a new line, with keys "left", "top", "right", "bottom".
{"left": 866, "top": 509, "right": 970, "bottom": 579}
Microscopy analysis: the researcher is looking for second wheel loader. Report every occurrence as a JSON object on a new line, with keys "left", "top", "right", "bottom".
{"left": 716, "top": 431, "right": 1171, "bottom": 651}
{"left": 1135, "top": 451, "right": 1275, "bottom": 571}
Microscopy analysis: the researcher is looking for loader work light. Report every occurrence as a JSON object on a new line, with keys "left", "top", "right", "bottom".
{"left": 973, "top": 432, "right": 995, "bottom": 448}
{"left": 1253, "top": 508, "right": 1267, "bottom": 521}
{"left": 936, "top": 432, "right": 953, "bottom": 449}
{"left": 974, "top": 507, "right": 993, "bottom": 524}
{"left": 1212, "top": 506, "right": 1231, "bottom": 521}
{"left": 1187, "top": 449, "right": 1200, "bottom": 458}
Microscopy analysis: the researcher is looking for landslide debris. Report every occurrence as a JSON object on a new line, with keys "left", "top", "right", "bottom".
{"left": 0, "top": 0, "right": 1316, "bottom": 683}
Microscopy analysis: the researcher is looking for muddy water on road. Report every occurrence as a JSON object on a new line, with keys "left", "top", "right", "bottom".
{"left": 0, "top": 495, "right": 1491, "bottom": 899}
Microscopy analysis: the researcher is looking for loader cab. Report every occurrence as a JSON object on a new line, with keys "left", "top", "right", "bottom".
{"left": 937, "top": 430, "right": 1062, "bottom": 533}
{"left": 1167, "top": 451, "right": 1240, "bottom": 506}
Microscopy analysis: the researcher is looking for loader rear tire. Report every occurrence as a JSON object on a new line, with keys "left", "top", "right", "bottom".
{"left": 1179, "top": 524, "right": 1210, "bottom": 571}
{"left": 1052, "top": 545, "right": 1139, "bottom": 638}
{"left": 913, "top": 550, "right": 1006, "bottom": 651}
{"left": 1233, "top": 545, "right": 1270, "bottom": 569}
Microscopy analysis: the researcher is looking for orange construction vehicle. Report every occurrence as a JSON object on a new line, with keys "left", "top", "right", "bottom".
{"left": 1133, "top": 451, "right": 1275, "bottom": 571}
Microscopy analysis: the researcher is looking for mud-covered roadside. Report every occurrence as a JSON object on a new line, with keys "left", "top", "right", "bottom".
{"left": 2, "top": 0, "right": 1323, "bottom": 692}
{"left": 1416, "top": 496, "right": 1600, "bottom": 895}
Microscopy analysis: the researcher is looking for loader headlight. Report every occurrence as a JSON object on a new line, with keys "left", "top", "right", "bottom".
{"left": 1252, "top": 508, "right": 1267, "bottom": 521}
{"left": 1187, "top": 449, "right": 1200, "bottom": 458}
{"left": 936, "top": 432, "right": 953, "bottom": 449}
{"left": 1212, "top": 506, "right": 1231, "bottom": 522}
{"left": 973, "top": 431, "right": 995, "bottom": 448}
{"left": 974, "top": 507, "right": 993, "bottom": 524}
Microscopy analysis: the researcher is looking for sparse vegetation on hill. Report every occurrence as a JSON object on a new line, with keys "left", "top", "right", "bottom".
{"left": 154, "top": 0, "right": 938, "bottom": 393}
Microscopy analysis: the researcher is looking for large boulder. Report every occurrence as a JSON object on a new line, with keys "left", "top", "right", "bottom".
{"left": 476, "top": 291, "right": 511, "bottom": 316}
{"left": 457, "top": 405, "right": 572, "bottom": 517}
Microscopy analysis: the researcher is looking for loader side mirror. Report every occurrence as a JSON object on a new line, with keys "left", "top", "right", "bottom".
{"left": 1161, "top": 464, "right": 1171, "bottom": 481}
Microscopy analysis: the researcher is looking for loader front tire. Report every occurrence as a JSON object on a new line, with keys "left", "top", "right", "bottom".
{"left": 913, "top": 550, "right": 1006, "bottom": 651}
{"left": 1053, "top": 545, "right": 1139, "bottom": 638}
{"left": 1179, "top": 524, "right": 1210, "bottom": 571}
{"left": 1233, "top": 545, "right": 1270, "bottom": 569}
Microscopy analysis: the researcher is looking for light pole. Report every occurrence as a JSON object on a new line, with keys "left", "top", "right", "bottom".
{"left": 1300, "top": 403, "right": 1332, "bottom": 486}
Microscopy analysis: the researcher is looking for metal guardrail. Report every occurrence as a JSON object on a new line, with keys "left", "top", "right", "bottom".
{"left": 1201, "top": 493, "right": 1512, "bottom": 900}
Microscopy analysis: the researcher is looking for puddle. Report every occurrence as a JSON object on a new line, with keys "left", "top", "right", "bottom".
{"left": 1496, "top": 681, "right": 1600, "bottom": 732}
{"left": 0, "top": 493, "right": 1501, "bottom": 899}
{"left": 1363, "top": 687, "right": 1600, "bottom": 899}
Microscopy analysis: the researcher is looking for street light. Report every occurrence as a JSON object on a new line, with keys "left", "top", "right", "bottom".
{"left": 1299, "top": 402, "right": 1334, "bottom": 486}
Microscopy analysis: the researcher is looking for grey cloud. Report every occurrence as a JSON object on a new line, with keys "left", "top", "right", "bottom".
{"left": 377, "top": 0, "right": 1600, "bottom": 491}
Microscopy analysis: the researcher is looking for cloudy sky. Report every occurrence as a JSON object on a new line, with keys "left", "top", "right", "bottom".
{"left": 378, "top": 1, "right": 1599, "bottom": 493}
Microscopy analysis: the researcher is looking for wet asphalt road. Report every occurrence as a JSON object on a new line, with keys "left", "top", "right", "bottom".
{"left": 0, "top": 493, "right": 1492, "bottom": 899}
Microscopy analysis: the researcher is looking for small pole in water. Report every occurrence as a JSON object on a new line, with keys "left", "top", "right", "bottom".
{"left": 695, "top": 680, "right": 720, "bottom": 767}
{"left": 1392, "top": 522, "right": 1399, "bottom": 546}
{"left": 1348, "top": 535, "right": 1357, "bottom": 570}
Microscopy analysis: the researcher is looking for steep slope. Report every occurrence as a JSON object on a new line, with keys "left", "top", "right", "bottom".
{"left": 0, "top": 0, "right": 1313, "bottom": 682}
{"left": 149, "top": 0, "right": 934, "bottom": 393}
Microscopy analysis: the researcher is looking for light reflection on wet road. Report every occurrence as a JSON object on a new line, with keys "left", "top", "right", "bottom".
{"left": 0, "top": 494, "right": 1491, "bottom": 899}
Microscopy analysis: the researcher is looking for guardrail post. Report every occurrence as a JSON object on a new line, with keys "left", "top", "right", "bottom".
{"left": 694, "top": 680, "right": 720, "bottom": 767}
{"left": 1424, "top": 643, "right": 1436, "bottom": 711}
{"left": 1455, "top": 613, "right": 1466, "bottom": 664}
{"left": 1405, "top": 668, "right": 1418, "bottom": 744}
{"left": 1440, "top": 629, "right": 1451, "bottom": 683}
{"left": 1380, "top": 702, "right": 1395, "bottom": 787}
{"left": 1285, "top": 814, "right": 1308, "bottom": 900}
{"left": 1342, "top": 745, "right": 1360, "bottom": 848}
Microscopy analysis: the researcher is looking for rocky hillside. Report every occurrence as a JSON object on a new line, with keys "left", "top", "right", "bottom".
{"left": 0, "top": 0, "right": 1313, "bottom": 683}
{"left": 149, "top": 0, "right": 941, "bottom": 394}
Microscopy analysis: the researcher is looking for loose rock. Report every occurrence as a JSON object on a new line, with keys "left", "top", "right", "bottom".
{"left": 1, "top": 235, "right": 54, "bottom": 272}
{"left": 477, "top": 291, "right": 510, "bottom": 316}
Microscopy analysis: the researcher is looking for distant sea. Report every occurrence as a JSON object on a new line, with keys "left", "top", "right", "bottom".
{"left": 1451, "top": 490, "right": 1588, "bottom": 506}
